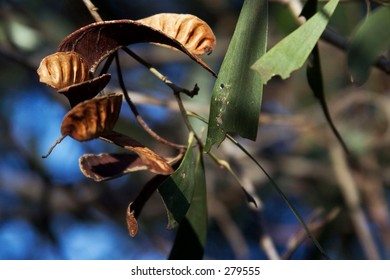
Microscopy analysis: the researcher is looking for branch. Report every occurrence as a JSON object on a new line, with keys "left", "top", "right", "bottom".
{"left": 82, "top": 0, "right": 103, "bottom": 22}
{"left": 328, "top": 141, "right": 380, "bottom": 259}
{"left": 114, "top": 52, "right": 187, "bottom": 150}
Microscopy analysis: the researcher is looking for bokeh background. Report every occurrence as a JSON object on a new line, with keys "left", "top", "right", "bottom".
{"left": 1, "top": 0, "right": 390, "bottom": 259}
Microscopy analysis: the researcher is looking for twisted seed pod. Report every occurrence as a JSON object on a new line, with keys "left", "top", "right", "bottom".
{"left": 37, "top": 51, "right": 90, "bottom": 90}
{"left": 137, "top": 13, "right": 216, "bottom": 56}
{"left": 61, "top": 93, "right": 122, "bottom": 141}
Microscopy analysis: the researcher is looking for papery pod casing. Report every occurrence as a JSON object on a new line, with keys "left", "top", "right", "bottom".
{"left": 57, "top": 19, "right": 216, "bottom": 76}
{"left": 37, "top": 51, "right": 91, "bottom": 90}
{"left": 137, "top": 13, "right": 216, "bottom": 56}
{"left": 61, "top": 93, "right": 122, "bottom": 141}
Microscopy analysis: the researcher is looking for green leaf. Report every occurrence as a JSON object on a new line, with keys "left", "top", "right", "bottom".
{"left": 347, "top": 6, "right": 390, "bottom": 85}
{"left": 251, "top": 0, "right": 339, "bottom": 84}
{"left": 158, "top": 134, "right": 198, "bottom": 229}
{"left": 205, "top": 0, "right": 268, "bottom": 150}
{"left": 169, "top": 148, "right": 207, "bottom": 259}
{"left": 158, "top": 133, "right": 207, "bottom": 260}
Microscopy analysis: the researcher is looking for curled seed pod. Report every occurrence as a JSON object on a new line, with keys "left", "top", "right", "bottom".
{"left": 37, "top": 51, "right": 90, "bottom": 90}
{"left": 61, "top": 93, "right": 122, "bottom": 142}
{"left": 137, "top": 13, "right": 216, "bottom": 56}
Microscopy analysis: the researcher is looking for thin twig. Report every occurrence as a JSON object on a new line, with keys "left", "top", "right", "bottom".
{"left": 119, "top": 47, "right": 205, "bottom": 148}
{"left": 282, "top": 207, "right": 340, "bottom": 260}
{"left": 114, "top": 52, "right": 187, "bottom": 150}
{"left": 82, "top": 0, "right": 103, "bottom": 22}
{"left": 173, "top": 93, "right": 204, "bottom": 148}
{"left": 41, "top": 135, "right": 67, "bottom": 158}
{"left": 121, "top": 47, "right": 199, "bottom": 98}
{"left": 208, "top": 196, "right": 250, "bottom": 258}
{"left": 329, "top": 142, "right": 380, "bottom": 259}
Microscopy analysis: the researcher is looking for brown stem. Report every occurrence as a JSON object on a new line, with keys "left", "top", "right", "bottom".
{"left": 82, "top": 0, "right": 103, "bottom": 22}
{"left": 121, "top": 47, "right": 199, "bottom": 98}
{"left": 41, "top": 135, "right": 67, "bottom": 158}
{"left": 114, "top": 52, "right": 187, "bottom": 150}
{"left": 119, "top": 47, "right": 204, "bottom": 148}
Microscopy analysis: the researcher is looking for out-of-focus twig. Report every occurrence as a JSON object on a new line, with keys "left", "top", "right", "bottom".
{"left": 354, "top": 154, "right": 390, "bottom": 254}
{"left": 282, "top": 207, "right": 340, "bottom": 259}
{"left": 329, "top": 142, "right": 380, "bottom": 259}
{"left": 208, "top": 196, "right": 250, "bottom": 259}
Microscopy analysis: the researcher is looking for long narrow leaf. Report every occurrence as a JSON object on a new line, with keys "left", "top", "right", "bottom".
{"left": 205, "top": 0, "right": 268, "bottom": 150}
{"left": 169, "top": 147, "right": 207, "bottom": 259}
{"left": 251, "top": 0, "right": 339, "bottom": 84}
{"left": 158, "top": 133, "right": 207, "bottom": 238}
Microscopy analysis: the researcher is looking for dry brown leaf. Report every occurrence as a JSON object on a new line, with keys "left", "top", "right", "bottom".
{"left": 99, "top": 131, "right": 174, "bottom": 175}
{"left": 37, "top": 51, "right": 90, "bottom": 90}
{"left": 137, "top": 13, "right": 216, "bottom": 56}
{"left": 126, "top": 203, "right": 138, "bottom": 237}
{"left": 61, "top": 93, "right": 122, "bottom": 141}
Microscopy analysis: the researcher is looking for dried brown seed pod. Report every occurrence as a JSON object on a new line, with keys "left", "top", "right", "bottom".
{"left": 126, "top": 203, "right": 138, "bottom": 237}
{"left": 58, "top": 73, "right": 111, "bottom": 107}
{"left": 79, "top": 151, "right": 182, "bottom": 181}
{"left": 137, "top": 13, "right": 216, "bottom": 56}
{"left": 58, "top": 19, "right": 216, "bottom": 77}
{"left": 99, "top": 131, "right": 174, "bottom": 175}
{"left": 37, "top": 51, "right": 90, "bottom": 90}
{"left": 79, "top": 153, "right": 146, "bottom": 182}
{"left": 61, "top": 93, "right": 122, "bottom": 142}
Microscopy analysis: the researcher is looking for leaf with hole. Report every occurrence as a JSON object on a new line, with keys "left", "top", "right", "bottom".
{"left": 137, "top": 13, "right": 216, "bottom": 56}
{"left": 205, "top": 0, "right": 268, "bottom": 150}
{"left": 57, "top": 19, "right": 216, "bottom": 76}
